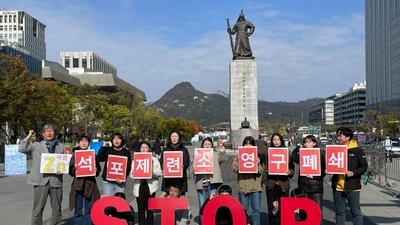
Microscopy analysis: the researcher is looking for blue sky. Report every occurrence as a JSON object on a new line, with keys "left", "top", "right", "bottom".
{"left": 3, "top": 0, "right": 365, "bottom": 102}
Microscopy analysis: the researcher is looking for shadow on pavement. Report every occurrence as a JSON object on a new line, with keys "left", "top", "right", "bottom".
{"left": 364, "top": 216, "right": 400, "bottom": 224}
{"left": 323, "top": 219, "right": 336, "bottom": 225}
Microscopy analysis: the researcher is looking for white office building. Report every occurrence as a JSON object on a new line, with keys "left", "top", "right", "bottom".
{"left": 334, "top": 81, "right": 367, "bottom": 125}
{"left": 0, "top": 10, "right": 46, "bottom": 60}
{"left": 309, "top": 96, "right": 337, "bottom": 126}
{"left": 60, "top": 51, "right": 117, "bottom": 76}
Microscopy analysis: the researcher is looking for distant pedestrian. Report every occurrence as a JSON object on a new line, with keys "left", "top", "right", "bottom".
{"left": 0, "top": 142, "right": 5, "bottom": 165}
{"left": 384, "top": 136, "right": 392, "bottom": 147}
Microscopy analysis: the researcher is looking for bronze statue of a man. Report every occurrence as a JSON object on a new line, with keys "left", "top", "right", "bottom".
{"left": 227, "top": 10, "right": 255, "bottom": 59}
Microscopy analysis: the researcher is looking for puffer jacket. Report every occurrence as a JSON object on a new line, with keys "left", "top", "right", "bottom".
{"left": 131, "top": 156, "right": 162, "bottom": 197}
{"left": 290, "top": 146, "right": 326, "bottom": 193}
{"left": 331, "top": 140, "right": 368, "bottom": 191}
{"left": 160, "top": 142, "right": 191, "bottom": 193}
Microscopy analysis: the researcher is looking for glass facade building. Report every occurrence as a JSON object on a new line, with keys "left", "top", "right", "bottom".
{"left": 0, "top": 45, "right": 42, "bottom": 74}
{"left": 365, "top": 0, "right": 400, "bottom": 109}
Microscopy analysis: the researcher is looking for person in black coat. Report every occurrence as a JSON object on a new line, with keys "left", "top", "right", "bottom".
{"left": 68, "top": 135, "right": 101, "bottom": 225}
{"left": 265, "top": 133, "right": 295, "bottom": 225}
{"left": 160, "top": 131, "right": 190, "bottom": 196}
{"left": 96, "top": 133, "right": 132, "bottom": 196}
{"left": 290, "top": 135, "right": 325, "bottom": 214}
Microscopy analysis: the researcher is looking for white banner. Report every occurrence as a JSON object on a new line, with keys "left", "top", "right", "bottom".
{"left": 40, "top": 153, "right": 72, "bottom": 174}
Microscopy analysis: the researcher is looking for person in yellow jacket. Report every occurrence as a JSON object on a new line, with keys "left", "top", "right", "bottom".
{"left": 331, "top": 127, "right": 368, "bottom": 225}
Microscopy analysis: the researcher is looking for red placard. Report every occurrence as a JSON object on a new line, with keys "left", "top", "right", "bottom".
{"left": 106, "top": 155, "right": 128, "bottom": 182}
{"left": 163, "top": 151, "right": 183, "bottom": 178}
{"left": 299, "top": 148, "right": 321, "bottom": 176}
{"left": 75, "top": 150, "right": 96, "bottom": 177}
{"left": 268, "top": 148, "right": 289, "bottom": 175}
{"left": 238, "top": 146, "right": 258, "bottom": 173}
{"left": 326, "top": 145, "right": 347, "bottom": 174}
{"left": 194, "top": 148, "right": 213, "bottom": 174}
{"left": 132, "top": 152, "right": 153, "bottom": 179}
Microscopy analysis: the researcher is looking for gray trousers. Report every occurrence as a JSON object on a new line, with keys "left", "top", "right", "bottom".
{"left": 32, "top": 184, "right": 62, "bottom": 225}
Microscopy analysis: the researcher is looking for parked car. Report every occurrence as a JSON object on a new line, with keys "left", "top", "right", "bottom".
{"left": 384, "top": 141, "right": 400, "bottom": 153}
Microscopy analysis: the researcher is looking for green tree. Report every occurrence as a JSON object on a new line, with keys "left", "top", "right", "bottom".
{"left": 66, "top": 83, "right": 98, "bottom": 96}
{"left": 378, "top": 112, "right": 400, "bottom": 138}
{"left": 107, "top": 89, "right": 143, "bottom": 110}
{"left": 102, "top": 104, "right": 132, "bottom": 135}
{"left": 156, "top": 118, "right": 200, "bottom": 143}
{"left": 24, "top": 80, "right": 76, "bottom": 140}
{"left": 0, "top": 55, "right": 77, "bottom": 142}
{"left": 131, "top": 106, "right": 162, "bottom": 139}
{"left": 0, "top": 55, "right": 36, "bottom": 143}
{"left": 73, "top": 94, "right": 109, "bottom": 135}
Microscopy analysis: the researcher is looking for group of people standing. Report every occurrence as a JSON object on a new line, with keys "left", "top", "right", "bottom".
{"left": 18, "top": 124, "right": 368, "bottom": 225}
{"left": 229, "top": 127, "right": 367, "bottom": 225}
{"left": 18, "top": 127, "right": 191, "bottom": 225}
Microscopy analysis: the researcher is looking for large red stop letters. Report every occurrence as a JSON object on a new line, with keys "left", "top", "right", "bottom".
{"left": 281, "top": 197, "right": 321, "bottom": 225}
{"left": 90, "top": 196, "right": 322, "bottom": 225}
{"left": 202, "top": 195, "right": 247, "bottom": 225}
{"left": 148, "top": 198, "right": 189, "bottom": 225}
{"left": 90, "top": 196, "right": 130, "bottom": 225}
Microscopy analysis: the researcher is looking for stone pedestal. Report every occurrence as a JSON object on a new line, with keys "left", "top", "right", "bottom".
{"left": 231, "top": 129, "right": 258, "bottom": 149}
{"left": 230, "top": 59, "right": 259, "bottom": 148}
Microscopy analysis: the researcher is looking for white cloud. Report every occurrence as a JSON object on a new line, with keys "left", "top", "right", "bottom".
{"left": 262, "top": 10, "right": 281, "bottom": 18}
{"left": 4, "top": 1, "right": 365, "bottom": 103}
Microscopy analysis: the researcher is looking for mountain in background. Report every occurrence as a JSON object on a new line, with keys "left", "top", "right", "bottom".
{"left": 152, "top": 82, "right": 322, "bottom": 126}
